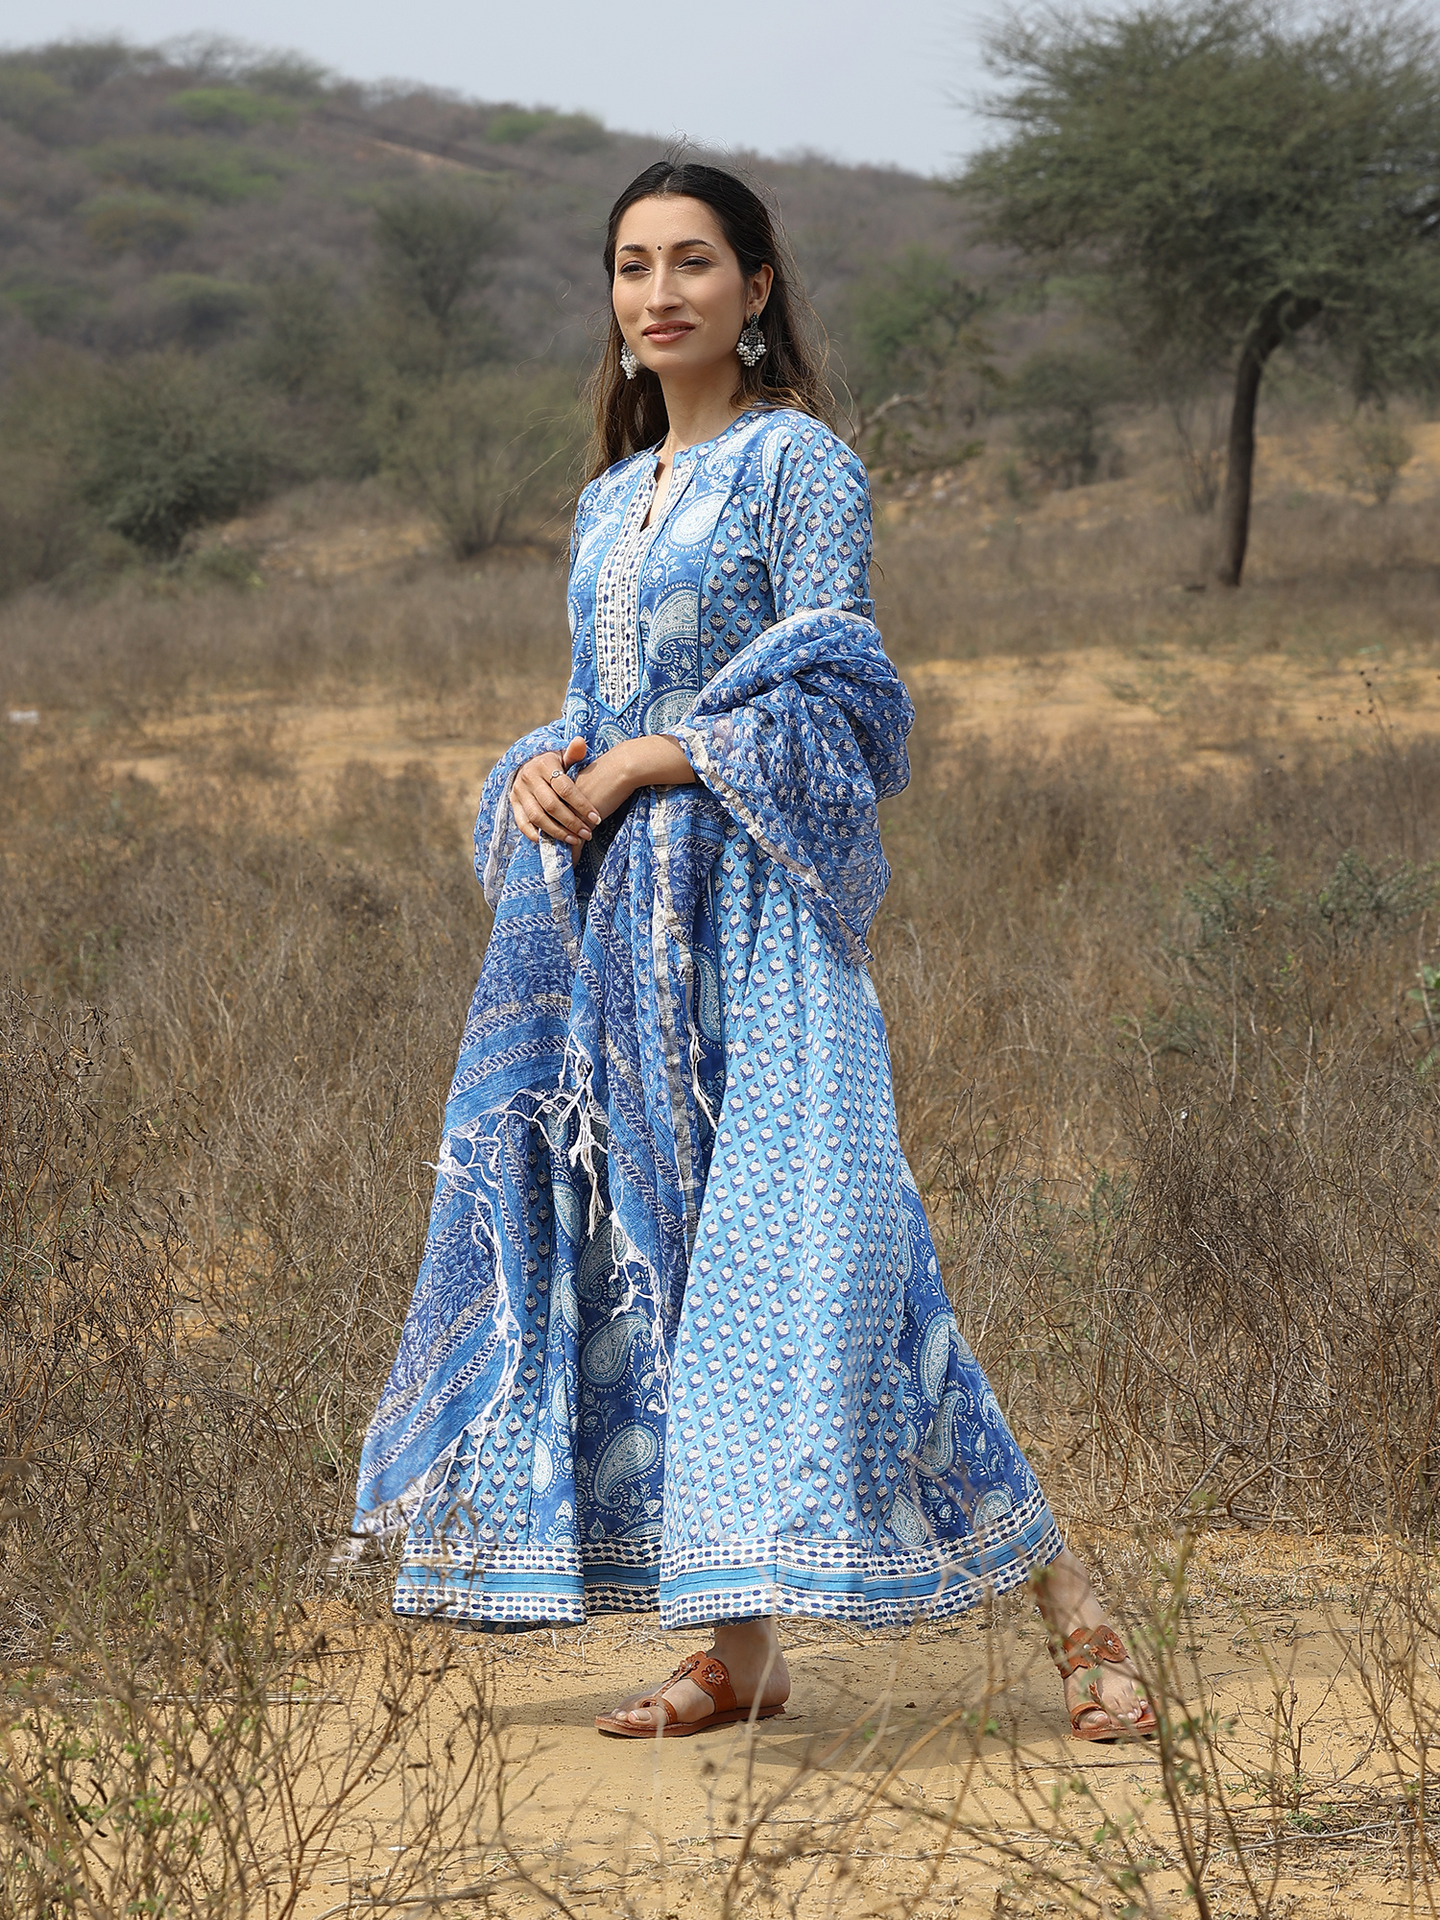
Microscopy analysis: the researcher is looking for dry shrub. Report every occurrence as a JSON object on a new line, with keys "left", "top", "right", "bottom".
{"left": 0, "top": 999, "right": 192, "bottom": 1620}
{"left": 1338, "top": 410, "right": 1415, "bottom": 506}
{"left": 0, "top": 753, "right": 487, "bottom": 1581}
{"left": 1, "top": 1582, "right": 494, "bottom": 1920}
{"left": 376, "top": 368, "right": 581, "bottom": 561}
{"left": 873, "top": 488, "right": 1440, "bottom": 665}
{"left": 1091, "top": 1105, "right": 1440, "bottom": 1530}
{"left": 0, "top": 997, "right": 497, "bottom": 1920}
{"left": 873, "top": 712, "right": 1440, "bottom": 1537}
{"left": 6, "top": 606, "right": 1440, "bottom": 1551}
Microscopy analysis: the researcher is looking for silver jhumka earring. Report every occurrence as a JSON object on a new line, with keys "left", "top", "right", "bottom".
{"left": 619, "top": 341, "right": 639, "bottom": 379}
{"left": 736, "top": 315, "right": 767, "bottom": 367}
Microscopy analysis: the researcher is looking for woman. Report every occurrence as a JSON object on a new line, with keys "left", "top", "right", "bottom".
{"left": 345, "top": 160, "right": 1154, "bottom": 1743}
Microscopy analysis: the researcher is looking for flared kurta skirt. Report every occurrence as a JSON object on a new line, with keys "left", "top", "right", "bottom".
{"left": 369, "top": 810, "right": 1062, "bottom": 1630}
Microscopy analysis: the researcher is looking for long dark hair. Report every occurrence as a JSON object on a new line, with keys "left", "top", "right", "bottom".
{"left": 582, "top": 160, "right": 836, "bottom": 483}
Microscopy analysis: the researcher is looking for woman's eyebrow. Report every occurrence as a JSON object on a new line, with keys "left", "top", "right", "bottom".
{"left": 617, "top": 238, "right": 717, "bottom": 255}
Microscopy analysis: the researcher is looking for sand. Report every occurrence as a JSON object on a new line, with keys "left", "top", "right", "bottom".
{"left": 261, "top": 1528, "right": 1431, "bottom": 1919}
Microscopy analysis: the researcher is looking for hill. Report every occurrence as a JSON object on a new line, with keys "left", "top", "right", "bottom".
{"left": 0, "top": 34, "right": 984, "bottom": 379}
{"left": 0, "top": 33, "right": 1417, "bottom": 603}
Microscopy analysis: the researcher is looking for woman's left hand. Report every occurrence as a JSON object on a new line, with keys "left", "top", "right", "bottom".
{"left": 563, "top": 735, "right": 697, "bottom": 861}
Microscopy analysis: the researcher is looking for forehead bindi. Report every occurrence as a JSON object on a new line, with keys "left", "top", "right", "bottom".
{"left": 615, "top": 196, "right": 730, "bottom": 260}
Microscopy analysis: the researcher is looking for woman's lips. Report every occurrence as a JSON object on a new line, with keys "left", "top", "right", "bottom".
{"left": 643, "top": 324, "right": 693, "bottom": 343}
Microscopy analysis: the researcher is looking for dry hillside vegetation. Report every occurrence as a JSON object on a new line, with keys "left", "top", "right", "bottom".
{"left": 2, "top": 415, "right": 1440, "bottom": 1917}
{"left": 0, "top": 36, "right": 1016, "bottom": 598}
{"left": 0, "top": 38, "right": 976, "bottom": 369}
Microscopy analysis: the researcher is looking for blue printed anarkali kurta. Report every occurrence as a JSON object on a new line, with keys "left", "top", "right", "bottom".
{"left": 351, "top": 408, "right": 1063, "bottom": 1629}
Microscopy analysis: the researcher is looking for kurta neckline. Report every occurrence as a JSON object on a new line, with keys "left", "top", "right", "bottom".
{"left": 646, "top": 407, "right": 764, "bottom": 465}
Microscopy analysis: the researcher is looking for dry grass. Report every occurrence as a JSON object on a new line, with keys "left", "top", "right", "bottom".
{"left": 874, "top": 453, "right": 1440, "bottom": 669}
{"left": 3, "top": 421, "right": 1440, "bottom": 1916}
{"left": 878, "top": 723, "right": 1440, "bottom": 1533}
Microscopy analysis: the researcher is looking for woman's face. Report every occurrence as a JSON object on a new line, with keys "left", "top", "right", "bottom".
{"left": 612, "top": 195, "right": 772, "bottom": 385}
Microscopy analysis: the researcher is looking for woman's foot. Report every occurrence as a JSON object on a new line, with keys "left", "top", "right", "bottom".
{"left": 1031, "top": 1547, "right": 1154, "bottom": 1737}
{"left": 603, "top": 1616, "right": 791, "bottom": 1732}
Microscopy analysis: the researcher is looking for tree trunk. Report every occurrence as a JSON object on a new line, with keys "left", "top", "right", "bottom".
{"left": 1216, "top": 296, "right": 1320, "bottom": 587}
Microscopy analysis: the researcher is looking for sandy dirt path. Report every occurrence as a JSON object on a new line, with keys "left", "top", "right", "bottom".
{"left": 272, "top": 1531, "right": 1423, "bottom": 1920}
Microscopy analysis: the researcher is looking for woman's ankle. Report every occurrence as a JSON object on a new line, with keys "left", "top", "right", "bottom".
{"left": 712, "top": 1615, "right": 779, "bottom": 1659}
{"left": 1032, "top": 1546, "right": 1109, "bottom": 1647}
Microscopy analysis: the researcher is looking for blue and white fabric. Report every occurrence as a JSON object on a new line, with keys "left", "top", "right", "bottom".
{"left": 351, "top": 408, "right": 1062, "bottom": 1628}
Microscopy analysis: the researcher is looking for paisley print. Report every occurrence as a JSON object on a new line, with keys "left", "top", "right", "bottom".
{"left": 889, "top": 1491, "right": 931, "bottom": 1549}
{"left": 974, "top": 1488, "right": 1017, "bottom": 1532}
{"left": 917, "top": 1387, "right": 963, "bottom": 1477}
{"left": 919, "top": 1316, "right": 953, "bottom": 1405}
{"left": 592, "top": 1424, "right": 661, "bottom": 1507}
{"left": 581, "top": 1312, "right": 648, "bottom": 1389}
{"left": 650, "top": 586, "right": 700, "bottom": 643}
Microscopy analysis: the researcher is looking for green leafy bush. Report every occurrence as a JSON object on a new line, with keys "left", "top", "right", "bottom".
{"left": 0, "top": 348, "right": 107, "bottom": 595}
{"left": 848, "top": 249, "right": 987, "bottom": 399}
{"left": 239, "top": 54, "right": 329, "bottom": 98}
{"left": 845, "top": 249, "right": 995, "bottom": 468}
{"left": 168, "top": 85, "right": 297, "bottom": 129}
{"left": 1339, "top": 409, "right": 1414, "bottom": 505}
{"left": 184, "top": 542, "right": 265, "bottom": 589}
{"left": 372, "top": 184, "right": 507, "bottom": 332}
{"left": 145, "top": 273, "right": 259, "bottom": 346}
{"left": 1, "top": 278, "right": 106, "bottom": 336}
{"left": 483, "top": 106, "right": 607, "bottom": 150}
{"left": 485, "top": 107, "right": 553, "bottom": 144}
{"left": 541, "top": 111, "right": 609, "bottom": 152}
{"left": 82, "top": 193, "right": 194, "bottom": 258}
{"left": 1010, "top": 348, "right": 1133, "bottom": 487}
{"left": 79, "top": 354, "right": 275, "bottom": 558}
{"left": 0, "top": 62, "right": 70, "bottom": 131}
{"left": 85, "top": 137, "right": 291, "bottom": 204}
{"left": 367, "top": 185, "right": 508, "bottom": 383}
{"left": 250, "top": 265, "right": 347, "bottom": 395}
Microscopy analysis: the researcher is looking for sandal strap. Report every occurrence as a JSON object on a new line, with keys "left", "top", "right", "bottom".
{"left": 666, "top": 1651, "right": 738, "bottom": 1715}
{"left": 1051, "top": 1623, "right": 1131, "bottom": 1680}
{"left": 1070, "top": 1694, "right": 1158, "bottom": 1737}
{"left": 621, "top": 1685, "right": 680, "bottom": 1730}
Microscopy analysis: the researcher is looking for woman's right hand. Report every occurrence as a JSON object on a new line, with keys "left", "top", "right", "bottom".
{"left": 509, "top": 736, "right": 602, "bottom": 850}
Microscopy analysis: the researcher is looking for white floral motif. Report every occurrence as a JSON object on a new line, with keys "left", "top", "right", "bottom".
{"left": 591, "top": 467, "right": 658, "bottom": 712}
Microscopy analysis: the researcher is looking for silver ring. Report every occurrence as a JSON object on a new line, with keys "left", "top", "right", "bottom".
{"left": 548, "top": 767, "right": 571, "bottom": 787}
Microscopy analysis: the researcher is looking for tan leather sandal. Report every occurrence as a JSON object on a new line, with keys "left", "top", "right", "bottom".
{"left": 595, "top": 1650, "right": 788, "bottom": 1739}
{"left": 1051, "top": 1624, "right": 1158, "bottom": 1742}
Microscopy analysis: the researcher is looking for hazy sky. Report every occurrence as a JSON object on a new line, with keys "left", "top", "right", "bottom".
{"left": 37, "top": 0, "right": 997, "bottom": 176}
